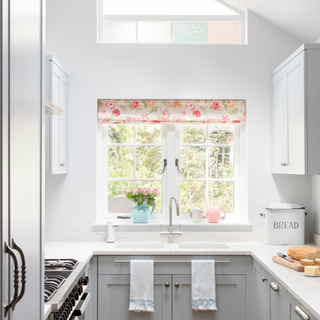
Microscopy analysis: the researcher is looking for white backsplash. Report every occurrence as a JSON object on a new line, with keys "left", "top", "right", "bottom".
{"left": 45, "top": 231, "right": 314, "bottom": 243}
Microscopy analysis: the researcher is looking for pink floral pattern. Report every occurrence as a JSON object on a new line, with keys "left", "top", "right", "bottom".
{"left": 97, "top": 100, "right": 246, "bottom": 124}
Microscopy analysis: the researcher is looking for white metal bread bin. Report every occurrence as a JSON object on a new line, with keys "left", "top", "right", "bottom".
{"left": 260, "top": 202, "right": 306, "bottom": 245}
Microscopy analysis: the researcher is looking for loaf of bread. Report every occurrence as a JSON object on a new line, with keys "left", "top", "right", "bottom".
{"left": 287, "top": 247, "right": 320, "bottom": 260}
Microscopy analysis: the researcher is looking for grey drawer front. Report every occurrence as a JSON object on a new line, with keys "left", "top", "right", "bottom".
{"left": 98, "top": 255, "right": 246, "bottom": 275}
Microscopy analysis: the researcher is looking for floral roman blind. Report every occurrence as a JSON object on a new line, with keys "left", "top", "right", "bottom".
{"left": 98, "top": 99, "right": 246, "bottom": 124}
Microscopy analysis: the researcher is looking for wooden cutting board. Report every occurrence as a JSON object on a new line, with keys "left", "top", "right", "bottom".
{"left": 272, "top": 256, "right": 305, "bottom": 272}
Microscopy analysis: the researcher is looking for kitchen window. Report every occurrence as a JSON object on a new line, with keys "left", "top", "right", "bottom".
{"left": 97, "top": 0, "right": 245, "bottom": 44}
{"left": 97, "top": 122, "right": 245, "bottom": 222}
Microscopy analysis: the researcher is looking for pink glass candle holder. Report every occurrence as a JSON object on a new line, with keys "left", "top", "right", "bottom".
{"left": 206, "top": 207, "right": 226, "bottom": 223}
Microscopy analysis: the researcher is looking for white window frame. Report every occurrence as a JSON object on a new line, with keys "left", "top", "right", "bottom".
{"left": 97, "top": 123, "right": 246, "bottom": 223}
{"left": 97, "top": 0, "right": 245, "bottom": 44}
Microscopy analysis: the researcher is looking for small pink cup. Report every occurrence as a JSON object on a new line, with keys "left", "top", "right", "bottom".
{"left": 206, "top": 207, "right": 226, "bottom": 223}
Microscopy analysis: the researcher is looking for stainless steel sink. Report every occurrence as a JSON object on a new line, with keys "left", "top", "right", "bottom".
{"left": 178, "top": 243, "right": 229, "bottom": 249}
{"left": 115, "top": 243, "right": 165, "bottom": 249}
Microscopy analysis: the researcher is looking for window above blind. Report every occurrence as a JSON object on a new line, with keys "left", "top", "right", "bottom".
{"left": 97, "top": 0, "right": 245, "bottom": 44}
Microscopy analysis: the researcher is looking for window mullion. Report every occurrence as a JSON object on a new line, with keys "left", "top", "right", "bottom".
{"left": 133, "top": 125, "right": 136, "bottom": 189}
{"left": 206, "top": 125, "right": 209, "bottom": 208}
{"left": 165, "top": 124, "right": 179, "bottom": 218}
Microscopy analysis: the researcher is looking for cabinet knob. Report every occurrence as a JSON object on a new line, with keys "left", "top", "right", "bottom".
{"left": 175, "top": 282, "right": 180, "bottom": 288}
{"left": 283, "top": 163, "right": 287, "bottom": 166}
{"left": 270, "top": 282, "right": 279, "bottom": 291}
{"left": 262, "top": 276, "right": 267, "bottom": 283}
{"left": 294, "top": 306, "right": 310, "bottom": 320}
{"left": 164, "top": 282, "right": 170, "bottom": 288}
{"left": 60, "top": 163, "right": 66, "bottom": 167}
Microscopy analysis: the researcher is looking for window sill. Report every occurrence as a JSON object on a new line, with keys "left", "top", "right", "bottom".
{"left": 92, "top": 220, "right": 252, "bottom": 232}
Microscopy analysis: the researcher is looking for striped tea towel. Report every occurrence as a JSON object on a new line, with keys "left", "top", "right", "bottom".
{"left": 191, "top": 260, "right": 217, "bottom": 311}
{"left": 129, "top": 260, "right": 154, "bottom": 312}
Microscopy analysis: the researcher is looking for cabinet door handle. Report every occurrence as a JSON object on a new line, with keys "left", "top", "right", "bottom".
{"left": 164, "top": 282, "right": 170, "bottom": 288}
{"left": 175, "top": 282, "right": 180, "bottom": 288}
{"left": 4, "top": 242, "right": 19, "bottom": 317}
{"left": 262, "top": 276, "right": 267, "bottom": 283}
{"left": 294, "top": 306, "right": 310, "bottom": 320}
{"left": 270, "top": 282, "right": 279, "bottom": 292}
{"left": 12, "top": 239, "right": 26, "bottom": 309}
{"left": 60, "top": 163, "right": 66, "bottom": 167}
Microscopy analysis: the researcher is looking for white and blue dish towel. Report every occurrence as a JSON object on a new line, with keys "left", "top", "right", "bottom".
{"left": 191, "top": 260, "right": 217, "bottom": 311}
{"left": 129, "top": 260, "right": 154, "bottom": 313}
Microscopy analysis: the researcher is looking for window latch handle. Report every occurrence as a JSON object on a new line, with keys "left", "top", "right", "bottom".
{"left": 158, "top": 159, "right": 167, "bottom": 174}
{"left": 175, "top": 159, "right": 184, "bottom": 174}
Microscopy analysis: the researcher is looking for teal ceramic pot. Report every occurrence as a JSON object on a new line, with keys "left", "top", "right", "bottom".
{"left": 131, "top": 202, "right": 155, "bottom": 223}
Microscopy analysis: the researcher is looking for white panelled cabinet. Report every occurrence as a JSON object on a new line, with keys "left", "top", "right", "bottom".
{"left": 45, "top": 55, "right": 69, "bottom": 174}
{"left": 271, "top": 44, "right": 320, "bottom": 174}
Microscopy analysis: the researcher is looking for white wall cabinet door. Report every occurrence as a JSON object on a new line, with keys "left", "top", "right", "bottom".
{"left": 271, "top": 45, "right": 320, "bottom": 175}
{"left": 271, "top": 67, "right": 287, "bottom": 173}
{"left": 46, "top": 56, "right": 69, "bottom": 174}
{"left": 285, "top": 52, "right": 305, "bottom": 174}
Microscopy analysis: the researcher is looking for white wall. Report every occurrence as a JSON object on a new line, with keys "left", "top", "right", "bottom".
{"left": 45, "top": 0, "right": 312, "bottom": 232}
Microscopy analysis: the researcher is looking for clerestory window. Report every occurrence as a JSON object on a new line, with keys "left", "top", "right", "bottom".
{"left": 97, "top": 0, "right": 245, "bottom": 44}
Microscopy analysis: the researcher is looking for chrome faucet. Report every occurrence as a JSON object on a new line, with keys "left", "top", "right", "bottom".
{"left": 160, "top": 196, "right": 182, "bottom": 243}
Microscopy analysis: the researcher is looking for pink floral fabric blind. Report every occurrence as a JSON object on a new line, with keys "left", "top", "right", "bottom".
{"left": 98, "top": 99, "right": 246, "bottom": 124}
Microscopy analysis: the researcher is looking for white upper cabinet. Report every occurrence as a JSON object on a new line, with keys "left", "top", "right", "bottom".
{"left": 271, "top": 44, "right": 320, "bottom": 174}
{"left": 45, "top": 56, "right": 69, "bottom": 174}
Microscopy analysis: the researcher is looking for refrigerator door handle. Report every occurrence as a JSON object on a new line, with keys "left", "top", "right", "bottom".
{"left": 4, "top": 242, "right": 20, "bottom": 317}
{"left": 12, "top": 239, "right": 26, "bottom": 309}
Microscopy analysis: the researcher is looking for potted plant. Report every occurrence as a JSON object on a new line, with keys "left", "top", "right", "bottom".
{"left": 124, "top": 187, "right": 161, "bottom": 223}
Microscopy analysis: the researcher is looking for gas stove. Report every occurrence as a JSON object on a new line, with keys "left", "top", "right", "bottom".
{"left": 44, "top": 275, "right": 66, "bottom": 302}
{"left": 44, "top": 258, "right": 90, "bottom": 320}
{"left": 45, "top": 259, "right": 79, "bottom": 271}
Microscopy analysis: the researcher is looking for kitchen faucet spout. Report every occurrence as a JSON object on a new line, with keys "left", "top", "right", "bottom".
{"left": 160, "top": 196, "right": 182, "bottom": 243}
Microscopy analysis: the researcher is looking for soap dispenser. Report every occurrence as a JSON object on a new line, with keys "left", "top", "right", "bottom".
{"left": 107, "top": 221, "right": 118, "bottom": 243}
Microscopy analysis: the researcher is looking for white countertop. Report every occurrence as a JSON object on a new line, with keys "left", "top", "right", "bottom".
{"left": 45, "top": 241, "right": 320, "bottom": 319}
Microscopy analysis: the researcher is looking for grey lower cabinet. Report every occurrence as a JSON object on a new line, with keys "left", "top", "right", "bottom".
{"left": 97, "top": 255, "right": 248, "bottom": 320}
{"left": 253, "top": 260, "right": 316, "bottom": 320}
{"left": 98, "top": 275, "right": 171, "bottom": 320}
{"left": 287, "top": 294, "right": 316, "bottom": 320}
{"left": 172, "top": 275, "right": 246, "bottom": 320}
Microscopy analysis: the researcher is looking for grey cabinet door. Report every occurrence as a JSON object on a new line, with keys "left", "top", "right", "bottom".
{"left": 172, "top": 275, "right": 246, "bottom": 320}
{"left": 253, "top": 261, "right": 270, "bottom": 320}
{"left": 287, "top": 293, "right": 317, "bottom": 320}
{"left": 269, "top": 278, "right": 288, "bottom": 320}
{"left": 98, "top": 275, "right": 171, "bottom": 320}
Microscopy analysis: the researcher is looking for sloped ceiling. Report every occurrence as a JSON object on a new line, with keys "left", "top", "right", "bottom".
{"left": 225, "top": 0, "right": 320, "bottom": 43}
